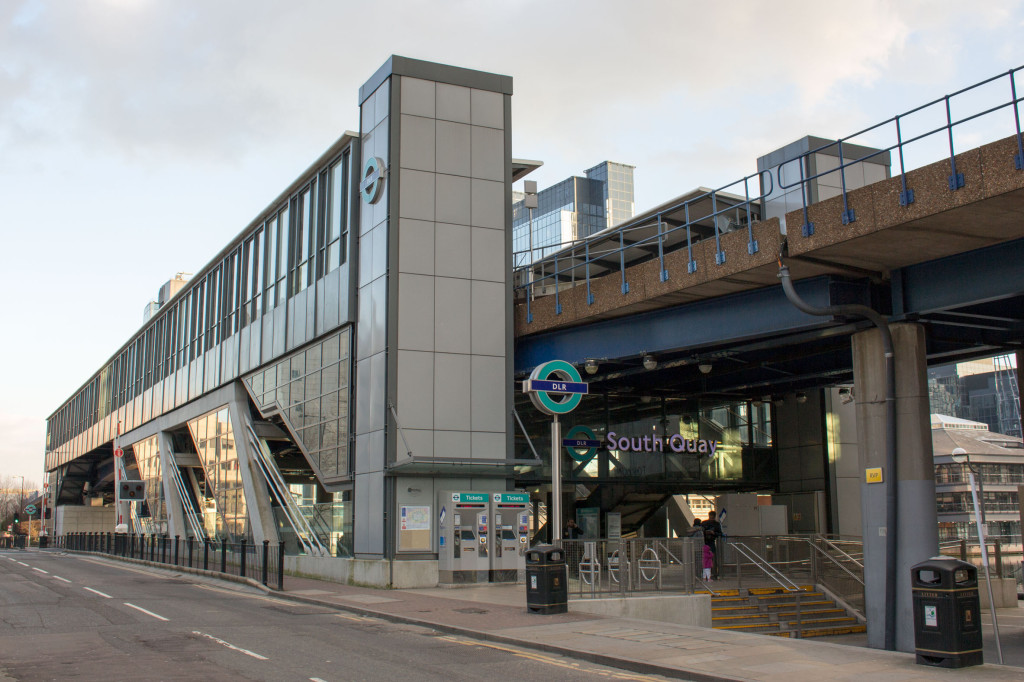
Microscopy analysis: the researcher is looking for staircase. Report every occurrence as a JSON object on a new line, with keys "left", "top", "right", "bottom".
{"left": 708, "top": 586, "right": 865, "bottom": 638}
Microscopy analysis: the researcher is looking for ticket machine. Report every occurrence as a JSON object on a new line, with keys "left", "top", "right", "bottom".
{"left": 437, "top": 491, "right": 491, "bottom": 584}
{"left": 490, "top": 492, "right": 530, "bottom": 582}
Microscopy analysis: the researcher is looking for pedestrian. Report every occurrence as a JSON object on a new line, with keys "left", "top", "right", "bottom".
{"left": 689, "top": 519, "right": 704, "bottom": 538}
{"left": 701, "top": 511, "right": 723, "bottom": 578}
{"left": 564, "top": 518, "right": 583, "bottom": 539}
{"left": 702, "top": 543, "right": 714, "bottom": 581}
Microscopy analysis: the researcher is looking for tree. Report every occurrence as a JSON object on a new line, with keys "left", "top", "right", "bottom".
{"left": 0, "top": 475, "right": 38, "bottom": 529}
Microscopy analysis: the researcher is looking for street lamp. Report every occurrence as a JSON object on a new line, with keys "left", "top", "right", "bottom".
{"left": 951, "top": 446, "right": 1003, "bottom": 663}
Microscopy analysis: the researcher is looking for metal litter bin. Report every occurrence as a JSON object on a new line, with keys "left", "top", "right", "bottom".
{"left": 526, "top": 545, "right": 567, "bottom": 614}
{"left": 911, "top": 557, "right": 983, "bottom": 668}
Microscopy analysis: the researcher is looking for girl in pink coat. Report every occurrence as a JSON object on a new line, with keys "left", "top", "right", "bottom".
{"left": 702, "top": 543, "right": 714, "bottom": 581}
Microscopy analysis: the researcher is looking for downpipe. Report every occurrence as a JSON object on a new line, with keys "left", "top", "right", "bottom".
{"left": 778, "top": 263, "right": 897, "bottom": 651}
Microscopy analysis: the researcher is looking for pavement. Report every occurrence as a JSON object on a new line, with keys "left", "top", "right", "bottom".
{"left": 271, "top": 572, "right": 1024, "bottom": 681}
{"left": 42, "top": 548, "right": 1024, "bottom": 681}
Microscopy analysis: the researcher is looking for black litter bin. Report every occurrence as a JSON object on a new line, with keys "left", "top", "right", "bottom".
{"left": 38, "top": 536, "right": 48, "bottom": 549}
{"left": 911, "top": 557, "right": 983, "bottom": 668}
{"left": 526, "top": 545, "right": 568, "bottom": 614}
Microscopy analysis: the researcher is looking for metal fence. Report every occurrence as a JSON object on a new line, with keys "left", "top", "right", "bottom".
{"left": 560, "top": 534, "right": 867, "bottom": 615}
{"left": 59, "top": 532, "right": 284, "bottom": 590}
{"left": 561, "top": 537, "right": 706, "bottom": 597}
{"left": 938, "top": 538, "right": 1022, "bottom": 580}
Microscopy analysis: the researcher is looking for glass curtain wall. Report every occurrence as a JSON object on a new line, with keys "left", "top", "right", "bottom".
{"left": 187, "top": 407, "right": 249, "bottom": 542}
{"left": 243, "top": 329, "right": 352, "bottom": 479}
{"left": 131, "top": 435, "right": 167, "bottom": 535}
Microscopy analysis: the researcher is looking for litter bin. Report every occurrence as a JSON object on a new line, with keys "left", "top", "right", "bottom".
{"left": 911, "top": 557, "right": 983, "bottom": 668}
{"left": 38, "top": 535, "right": 48, "bottom": 549}
{"left": 526, "top": 545, "right": 568, "bottom": 614}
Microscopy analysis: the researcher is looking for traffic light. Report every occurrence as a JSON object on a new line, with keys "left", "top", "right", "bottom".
{"left": 118, "top": 480, "right": 146, "bottom": 502}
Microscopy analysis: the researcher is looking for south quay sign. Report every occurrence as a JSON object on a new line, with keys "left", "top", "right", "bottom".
{"left": 606, "top": 432, "right": 719, "bottom": 455}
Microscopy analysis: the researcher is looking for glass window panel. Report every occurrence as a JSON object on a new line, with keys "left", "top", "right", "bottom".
{"left": 250, "top": 373, "right": 263, "bottom": 395}
{"left": 322, "top": 363, "right": 339, "bottom": 393}
{"left": 290, "top": 378, "right": 303, "bottom": 406}
{"left": 263, "top": 368, "right": 277, "bottom": 392}
{"left": 321, "top": 419, "right": 338, "bottom": 449}
{"left": 306, "top": 344, "right": 322, "bottom": 371}
{"left": 322, "top": 391, "right": 339, "bottom": 420}
{"left": 291, "top": 354, "right": 305, "bottom": 379}
{"left": 305, "top": 370, "right": 320, "bottom": 401}
{"left": 322, "top": 334, "right": 339, "bottom": 361}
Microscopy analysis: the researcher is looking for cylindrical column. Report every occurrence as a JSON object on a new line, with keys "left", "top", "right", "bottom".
{"left": 852, "top": 322, "right": 938, "bottom": 652}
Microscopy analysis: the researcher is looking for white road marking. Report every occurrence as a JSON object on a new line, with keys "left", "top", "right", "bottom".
{"left": 52, "top": 576, "right": 72, "bottom": 583}
{"left": 16, "top": 561, "right": 29, "bottom": 567}
{"left": 193, "top": 631, "right": 268, "bottom": 660}
{"left": 123, "top": 602, "right": 169, "bottom": 621}
{"left": 84, "top": 587, "right": 112, "bottom": 598}
{"left": 32, "top": 567, "right": 49, "bottom": 574}
{"left": 310, "top": 678, "right": 328, "bottom": 681}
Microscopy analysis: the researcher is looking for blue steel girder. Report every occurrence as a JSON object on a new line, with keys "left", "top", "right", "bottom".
{"left": 892, "top": 237, "right": 1024, "bottom": 316}
{"left": 515, "top": 275, "right": 868, "bottom": 373}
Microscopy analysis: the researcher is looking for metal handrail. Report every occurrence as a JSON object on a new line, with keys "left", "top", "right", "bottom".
{"left": 812, "top": 535, "right": 864, "bottom": 569}
{"left": 809, "top": 542, "right": 864, "bottom": 586}
{"left": 514, "top": 65, "right": 1024, "bottom": 322}
{"left": 730, "top": 541, "right": 802, "bottom": 592}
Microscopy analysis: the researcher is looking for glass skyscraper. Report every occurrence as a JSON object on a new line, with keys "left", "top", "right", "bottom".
{"left": 512, "top": 161, "right": 635, "bottom": 266}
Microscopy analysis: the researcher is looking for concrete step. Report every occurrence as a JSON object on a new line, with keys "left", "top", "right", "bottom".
{"left": 716, "top": 622, "right": 783, "bottom": 633}
{"left": 784, "top": 616, "right": 859, "bottom": 628}
{"left": 800, "top": 624, "right": 867, "bottom": 638}
{"left": 762, "top": 600, "right": 833, "bottom": 611}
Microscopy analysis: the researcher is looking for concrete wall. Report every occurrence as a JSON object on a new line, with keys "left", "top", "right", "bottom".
{"left": 978, "top": 577, "right": 1018, "bottom": 609}
{"left": 824, "top": 387, "right": 862, "bottom": 537}
{"left": 55, "top": 505, "right": 115, "bottom": 534}
{"left": 286, "top": 555, "right": 439, "bottom": 589}
{"left": 570, "top": 594, "right": 711, "bottom": 628}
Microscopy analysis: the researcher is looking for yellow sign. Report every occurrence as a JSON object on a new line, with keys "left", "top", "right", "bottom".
{"left": 866, "top": 467, "right": 883, "bottom": 484}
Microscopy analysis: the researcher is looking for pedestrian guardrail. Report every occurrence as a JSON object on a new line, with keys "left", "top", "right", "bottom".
{"left": 57, "top": 532, "right": 284, "bottom": 590}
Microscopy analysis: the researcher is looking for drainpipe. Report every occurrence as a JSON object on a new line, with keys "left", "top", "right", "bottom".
{"left": 778, "top": 263, "right": 897, "bottom": 651}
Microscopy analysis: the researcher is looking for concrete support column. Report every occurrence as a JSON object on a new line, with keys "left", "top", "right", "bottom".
{"left": 852, "top": 322, "right": 938, "bottom": 652}
{"left": 227, "top": 384, "right": 279, "bottom": 546}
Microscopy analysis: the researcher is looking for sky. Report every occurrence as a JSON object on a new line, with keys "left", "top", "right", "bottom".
{"left": 1, "top": 0, "right": 1023, "bottom": 486}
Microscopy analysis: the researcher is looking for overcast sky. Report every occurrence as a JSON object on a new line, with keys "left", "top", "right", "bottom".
{"left": 2, "top": 0, "right": 1022, "bottom": 486}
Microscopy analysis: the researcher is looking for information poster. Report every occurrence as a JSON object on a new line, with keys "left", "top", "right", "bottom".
{"left": 399, "top": 505, "right": 431, "bottom": 551}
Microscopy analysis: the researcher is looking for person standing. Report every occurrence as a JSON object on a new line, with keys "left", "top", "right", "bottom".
{"left": 702, "top": 543, "right": 714, "bottom": 581}
{"left": 701, "top": 511, "right": 723, "bottom": 578}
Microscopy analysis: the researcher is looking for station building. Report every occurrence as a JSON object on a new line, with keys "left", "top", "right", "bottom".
{"left": 43, "top": 55, "right": 1024, "bottom": 650}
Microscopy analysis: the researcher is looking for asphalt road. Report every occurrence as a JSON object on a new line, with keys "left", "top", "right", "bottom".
{"left": 0, "top": 549, "right": 668, "bottom": 682}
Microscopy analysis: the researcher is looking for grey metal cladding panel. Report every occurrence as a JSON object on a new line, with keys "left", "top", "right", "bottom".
{"left": 306, "top": 285, "right": 316, "bottom": 343}
{"left": 249, "top": 322, "right": 261, "bottom": 369}
{"left": 314, "top": 277, "right": 325, "bottom": 338}
{"left": 273, "top": 306, "right": 287, "bottom": 357}
{"left": 238, "top": 326, "right": 251, "bottom": 375}
{"left": 286, "top": 296, "right": 297, "bottom": 350}
{"left": 354, "top": 470, "right": 385, "bottom": 555}
{"left": 360, "top": 56, "right": 512, "bottom": 105}
{"left": 261, "top": 314, "right": 274, "bottom": 365}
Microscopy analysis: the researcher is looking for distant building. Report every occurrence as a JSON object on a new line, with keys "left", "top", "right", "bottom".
{"left": 931, "top": 414, "right": 1023, "bottom": 546}
{"left": 512, "top": 161, "right": 635, "bottom": 266}
{"left": 928, "top": 355, "right": 1021, "bottom": 438}
{"left": 142, "top": 273, "right": 191, "bottom": 323}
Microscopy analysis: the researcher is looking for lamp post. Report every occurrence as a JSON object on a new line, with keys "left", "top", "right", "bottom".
{"left": 951, "top": 447, "right": 1002, "bottom": 663}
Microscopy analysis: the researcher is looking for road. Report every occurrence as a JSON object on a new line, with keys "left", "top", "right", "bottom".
{"left": 0, "top": 548, "right": 668, "bottom": 681}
